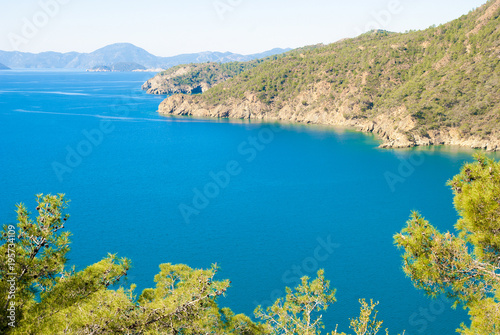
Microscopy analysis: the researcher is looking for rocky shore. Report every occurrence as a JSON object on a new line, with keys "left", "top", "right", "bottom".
{"left": 158, "top": 93, "right": 500, "bottom": 152}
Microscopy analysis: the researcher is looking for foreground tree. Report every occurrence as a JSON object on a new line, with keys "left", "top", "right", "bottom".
{"left": 0, "top": 194, "right": 264, "bottom": 334}
{"left": 255, "top": 270, "right": 336, "bottom": 334}
{"left": 395, "top": 154, "right": 500, "bottom": 334}
{"left": 1, "top": 194, "right": 397, "bottom": 334}
{"left": 255, "top": 271, "right": 402, "bottom": 335}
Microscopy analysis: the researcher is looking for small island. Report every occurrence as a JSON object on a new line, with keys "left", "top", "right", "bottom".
{"left": 87, "top": 62, "right": 159, "bottom": 72}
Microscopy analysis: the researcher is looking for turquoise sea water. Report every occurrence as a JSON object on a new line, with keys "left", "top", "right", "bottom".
{"left": 1, "top": 71, "right": 496, "bottom": 333}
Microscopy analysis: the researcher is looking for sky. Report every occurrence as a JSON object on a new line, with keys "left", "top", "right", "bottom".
{"left": 0, "top": 0, "right": 489, "bottom": 57}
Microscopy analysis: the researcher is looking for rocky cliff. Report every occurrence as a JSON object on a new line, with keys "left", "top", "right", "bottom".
{"left": 158, "top": 89, "right": 500, "bottom": 151}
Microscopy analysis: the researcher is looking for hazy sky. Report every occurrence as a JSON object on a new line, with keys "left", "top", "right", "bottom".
{"left": 0, "top": 0, "right": 488, "bottom": 56}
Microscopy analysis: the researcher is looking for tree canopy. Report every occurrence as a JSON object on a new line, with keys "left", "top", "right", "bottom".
{"left": 3, "top": 154, "right": 499, "bottom": 333}
{"left": 0, "top": 194, "right": 395, "bottom": 334}
{"left": 395, "top": 154, "right": 500, "bottom": 334}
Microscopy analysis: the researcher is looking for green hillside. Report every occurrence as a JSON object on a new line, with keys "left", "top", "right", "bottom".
{"left": 142, "top": 61, "right": 259, "bottom": 94}
{"left": 158, "top": 0, "right": 500, "bottom": 150}
{"left": 160, "top": 62, "right": 258, "bottom": 87}
{"left": 142, "top": 51, "right": 310, "bottom": 95}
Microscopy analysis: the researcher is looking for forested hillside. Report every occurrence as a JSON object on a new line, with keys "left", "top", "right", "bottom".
{"left": 143, "top": 61, "right": 262, "bottom": 94}
{"left": 157, "top": 0, "right": 500, "bottom": 151}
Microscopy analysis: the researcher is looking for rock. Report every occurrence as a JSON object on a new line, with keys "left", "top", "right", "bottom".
{"left": 158, "top": 89, "right": 499, "bottom": 152}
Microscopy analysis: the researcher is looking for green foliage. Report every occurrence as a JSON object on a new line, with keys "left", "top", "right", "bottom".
{"left": 255, "top": 271, "right": 402, "bottom": 335}
{"left": 152, "top": 58, "right": 274, "bottom": 94}
{"left": 0, "top": 195, "right": 264, "bottom": 334}
{"left": 329, "top": 298, "right": 406, "bottom": 335}
{"left": 0, "top": 194, "right": 75, "bottom": 332}
{"left": 449, "top": 154, "right": 500, "bottom": 262}
{"left": 255, "top": 270, "right": 336, "bottom": 334}
{"left": 348, "top": 300, "right": 386, "bottom": 335}
{"left": 394, "top": 154, "right": 500, "bottom": 333}
{"left": 0, "top": 194, "right": 402, "bottom": 334}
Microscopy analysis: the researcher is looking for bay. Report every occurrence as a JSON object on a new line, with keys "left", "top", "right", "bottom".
{"left": 2, "top": 70, "right": 495, "bottom": 334}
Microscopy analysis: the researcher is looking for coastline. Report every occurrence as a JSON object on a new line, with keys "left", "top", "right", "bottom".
{"left": 158, "top": 94, "right": 500, "bottom": 152}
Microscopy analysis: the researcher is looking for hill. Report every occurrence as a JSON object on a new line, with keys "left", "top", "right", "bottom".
{"left": 158, "top": 0, "right": 500, "bottom": 151}
{"left": 0, "top": 44, "right": 291, "bottom": 70}
{"left": 143, "top": 45, "right": 321, "bottom": 95}
{"left": 143, "top": 60, "right": 266, "bottom": 95}
{"left": 0, "top": 63, "right": 9, "bottom": 70}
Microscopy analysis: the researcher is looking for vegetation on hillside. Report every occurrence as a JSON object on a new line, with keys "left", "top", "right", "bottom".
{"left": 143, "top": 60, "right": 263, "bottom": 94}
{"left": 395, "top": 154, "right": 500, "bottom": 334}
{"left": 158, "top": 61, "right": 260, "bottom": 88}
{"left": 144, "top": 45, "right": 322, "bottom": 94}
{"left": 162, "top": 0, "right": 500, "bottom": 142}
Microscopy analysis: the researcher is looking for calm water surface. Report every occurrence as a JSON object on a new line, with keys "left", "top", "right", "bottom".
{"left": 2, "top": 70, "right": 496, "bottom": 334}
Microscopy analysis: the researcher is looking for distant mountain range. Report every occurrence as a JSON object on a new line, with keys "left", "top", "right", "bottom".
{"left": 0, "top": 43, "right": 291, "bottom": 70}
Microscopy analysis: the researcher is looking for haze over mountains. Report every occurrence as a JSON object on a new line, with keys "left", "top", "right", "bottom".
{"left": 0, "top": 43, "right": 291, "bottom": 70}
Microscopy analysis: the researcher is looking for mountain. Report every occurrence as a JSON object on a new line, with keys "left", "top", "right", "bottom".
{"left": 247, "top": 47, "right": 298, "bottom": 59}
{"left": 0, "top": 63, "right": 9, "bottom": 70}
{"left": 0, "top": 43, "right": 291, "bottom": 70}
{"left": 158, "top": 0, "right": 500, "bottom": 151}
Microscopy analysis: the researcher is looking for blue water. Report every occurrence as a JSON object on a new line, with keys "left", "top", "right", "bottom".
{"left": 1, "top": 70, "right": 495, "bottom": 334}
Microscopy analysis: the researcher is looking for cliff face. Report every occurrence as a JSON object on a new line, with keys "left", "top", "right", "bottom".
{"left": 158, "top": 88, "right": 500, "bottom": 151}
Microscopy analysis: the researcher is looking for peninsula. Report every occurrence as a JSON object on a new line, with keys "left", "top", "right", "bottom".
{"left": 155, "top": 0, "right": 500, "bottom": 151}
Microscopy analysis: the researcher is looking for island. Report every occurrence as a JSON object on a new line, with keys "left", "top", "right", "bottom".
{"left": 87, "top": 62, "right": 148, "bottom": 72}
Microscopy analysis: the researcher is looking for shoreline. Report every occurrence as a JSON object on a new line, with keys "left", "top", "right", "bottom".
{"left": 157, "top": 94, "right": 500, "bottom": 152}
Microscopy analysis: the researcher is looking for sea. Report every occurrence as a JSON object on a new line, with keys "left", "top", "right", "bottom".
{"left": 1, "top": 70, "right": 495, "bottom": 334}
